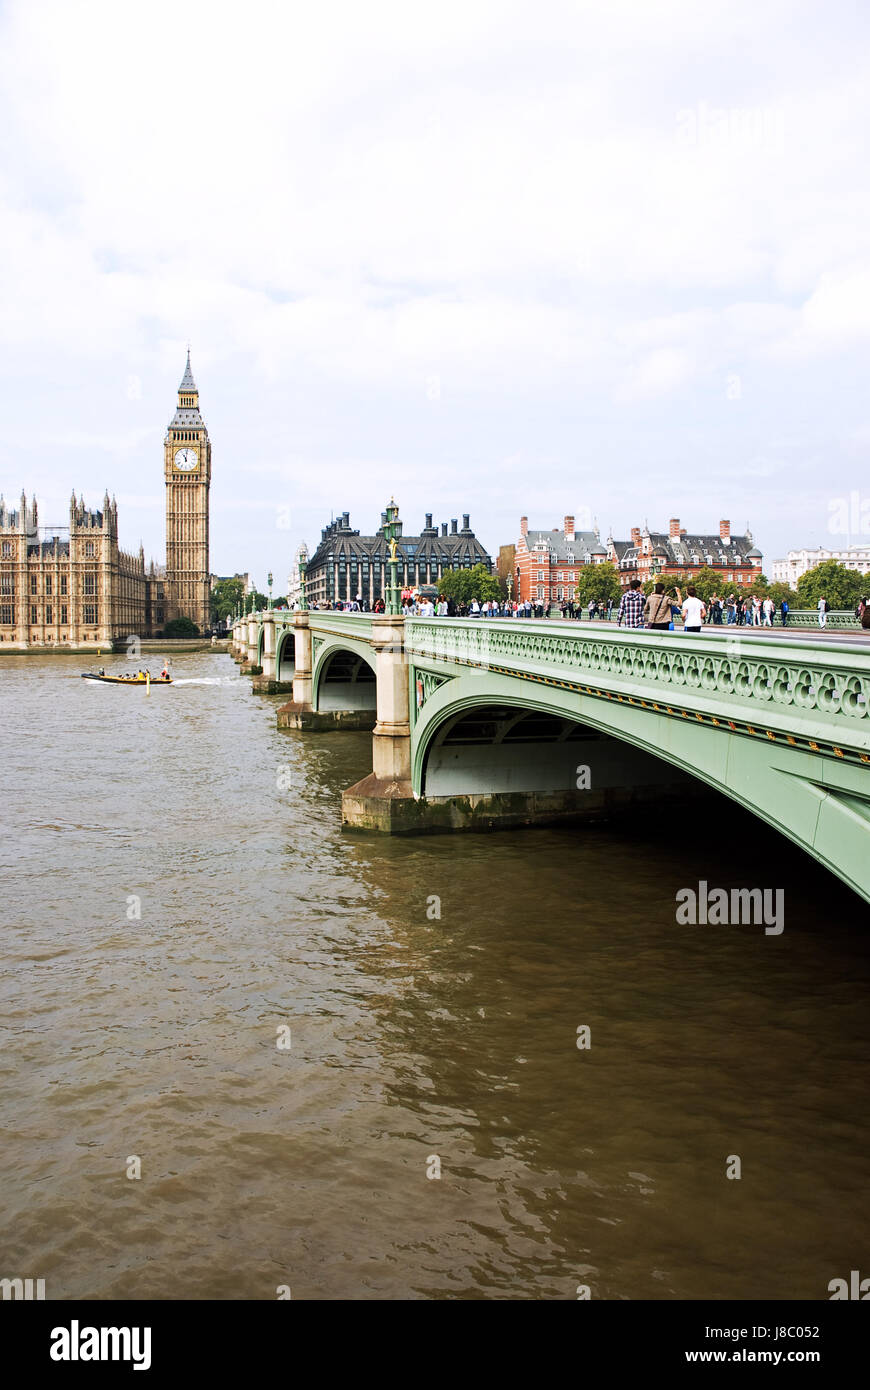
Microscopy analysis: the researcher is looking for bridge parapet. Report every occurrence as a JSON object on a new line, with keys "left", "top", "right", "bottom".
{"left": 405, "top": 618, "right": 870, "bottom": 762}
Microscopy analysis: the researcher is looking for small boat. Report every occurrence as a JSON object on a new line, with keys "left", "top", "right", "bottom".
{"left": 81, "top": 673, "right": 173, "bottom": 685}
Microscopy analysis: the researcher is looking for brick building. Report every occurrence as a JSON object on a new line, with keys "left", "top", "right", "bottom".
{"left": 514, "top": 515, "right": 608, "bottom": 604}
{"left": 607, "top": 519, "right": 762, "bottom": 589}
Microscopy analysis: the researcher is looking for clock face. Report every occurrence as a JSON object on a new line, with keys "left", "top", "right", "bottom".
{"left": 174, "top": 447, "right": 198, "bottom": 472}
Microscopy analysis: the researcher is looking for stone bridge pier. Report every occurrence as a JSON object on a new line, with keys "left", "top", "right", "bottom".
{"left": 276, "top": 614, "right": 377, "bottom": 731}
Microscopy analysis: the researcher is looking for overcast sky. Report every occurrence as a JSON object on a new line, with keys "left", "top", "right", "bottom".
{"left": 1, "top": 0, "right": 869, "bottom": 587}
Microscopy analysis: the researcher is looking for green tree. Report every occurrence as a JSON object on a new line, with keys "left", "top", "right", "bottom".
{"left": 797, "top": 560, "right": 865, "bottom": 610}
{"left": 163, "top": 617, "right": 199, "bottom": 637}
{"left": 574, "top": 563, "right": 621, "bottom": 606}
{"left": 211, "top": 577, "right": 245, "bottom": 622}
{"left": 766, "top": 581, "right": 798, "bottom": 607}
{"left": 438, "top": 564, "right": 502, "bottom": 603}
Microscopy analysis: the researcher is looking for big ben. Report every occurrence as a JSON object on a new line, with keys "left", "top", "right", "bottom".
{"left": 164, "top": 351, "right": 211, "bottom": 631}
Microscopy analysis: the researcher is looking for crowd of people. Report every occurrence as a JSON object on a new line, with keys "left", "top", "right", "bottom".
{"left": 305, "top": 587, "right": 870, "bottom": 630}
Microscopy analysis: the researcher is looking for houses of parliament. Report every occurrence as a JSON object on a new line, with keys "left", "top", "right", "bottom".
{"left": 0, "top": 354, "right": 212, "bottom": 648}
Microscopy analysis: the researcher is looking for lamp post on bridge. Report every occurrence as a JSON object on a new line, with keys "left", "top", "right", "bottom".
{"left": 268, "top": 572, "right": 273, "bottom": 611}
{"left": 299, "top": 557, "right": 307, "bottom": 611}
{"left": 383, "top": 498, "right": 401, "bottom": 615}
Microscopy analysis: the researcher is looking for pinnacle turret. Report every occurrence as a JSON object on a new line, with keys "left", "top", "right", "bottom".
{"left": 179, "top": 349, "right": 197, "bottom": 393}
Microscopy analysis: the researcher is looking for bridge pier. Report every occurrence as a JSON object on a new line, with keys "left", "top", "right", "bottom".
{"left": 342, "top": 615, "right": 414, "bottom": 821}
{"left": 275, "top": 614, "right": 376, "bottom": 729}
{"left": 250, "top": 615, "right": 295, "bottom": 693}
{"left": 239, "top": 615, "right": 261, "bottom": 675}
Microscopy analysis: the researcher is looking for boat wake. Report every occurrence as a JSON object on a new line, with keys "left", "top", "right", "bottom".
{"left": 171, "top": 677, "right": 235, "bottom": 686}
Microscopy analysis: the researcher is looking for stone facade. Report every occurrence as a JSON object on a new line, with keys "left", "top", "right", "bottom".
{"left": 0, "top": 491, "right": 164, "bottom": 648}
{"left": 305, "top": 505, "right": 491, "bottom": 608}
{"left": 1, "top": 353, "right": 211, "bottom": 648}
{"left": 164, "top": 352, "right": 211, "bottom": 631}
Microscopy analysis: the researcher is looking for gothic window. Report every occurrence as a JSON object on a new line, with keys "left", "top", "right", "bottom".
{"left": 0, "top": 575, "right": 12, "bottom": 595}
{"left": 84, "top": 573, "right": 96, "bottom": 595}
{"left": 45, "top": 576, "right": 52, "bottom": 595}
{"left": 61, "top": 606, "right": 68, "bottom": 624}
{"left": 1, "top": 541, "right": 10, "bottom": 557}
{"left": 60, "top": 575, "right": 67, "bottom": 595}
{"left": 85, "top": 541, "right": 95, "bottom": 557}
{"left": 83, "top": 604, "right": 98, "bottom": 625}
{"left": 0, "top": 604, "right": 12, "bottom": 624}
{"left": 31, "top": 604, "right": 37, "bottom": 623}
{"left": 30, "top": 575, "right": 37, "bottom": 594}
{"left": 45, "top": 605, "right": 52, "bottom": 624}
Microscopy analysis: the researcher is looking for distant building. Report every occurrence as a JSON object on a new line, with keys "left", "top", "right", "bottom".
{"left": 607, "top": 519, "right": 761, "bottom": 590}
{"left": 304, "top": 504, "right": 491, "bottom": 608}
{"left": 0, "top": 491, "right": 162, "bottom": 648}
{"left": 496, "top": 543, "right": 516, "bottom": 589}
{"left": 514, "top": 515, "right": 606, "bottom": 604}
{"left": 771, "top": 545, "right": 870, "bottom": 588}
{"left": 286, "top": 543, "right": 308, "bottom": 609}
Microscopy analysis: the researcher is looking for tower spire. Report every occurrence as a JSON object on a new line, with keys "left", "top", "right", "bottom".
{"left": 179, "top": 348, "right": 196, "bottom": 393}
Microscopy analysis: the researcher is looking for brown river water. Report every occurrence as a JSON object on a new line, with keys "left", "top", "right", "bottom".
{"left": 1, "top": 651, "right": 869, "bottom": 1300}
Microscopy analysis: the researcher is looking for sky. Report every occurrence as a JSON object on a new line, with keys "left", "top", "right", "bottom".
{"left": 1, "top": 0, "right": 870, "bottom": 590}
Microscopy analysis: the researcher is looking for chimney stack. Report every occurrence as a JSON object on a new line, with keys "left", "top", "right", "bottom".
{"left": 520, "top": 515, "right": 528, "bottom": 536}
{"left": 451, "top": 518, "right": 458, "bottom": 534}
{"left": 425, "top": 512, "right": 433, "bottom": 530}
{"left": 441, "top": 522, "right": 447, "bottom": 537}
{"left": 719, "top": 519, "right": 731, "bottom": 542}
{"left": 462, "top": 513, "right": 470, "bottom": 532}
{"left": 669, "top": 518, "right": 680, "bottom": 538}
{"left": 631, "top": 526, "right": 641, "bottom": 545}
{"left": 564, "top": 515, "right": 575, "bottom": 541}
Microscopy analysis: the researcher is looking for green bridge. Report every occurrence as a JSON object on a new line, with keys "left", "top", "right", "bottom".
{"left": 232, "top": 610, "right": 870, "bottom": 904}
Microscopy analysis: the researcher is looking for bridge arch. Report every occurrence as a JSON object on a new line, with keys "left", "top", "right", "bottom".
{"left": 313, "top": 638, "right": 376, "bottom": 713}
{"left": 410, "top": 673, "right": 870, "bottom": 902}
{"left": 275, "top": 626, "right": 295, "bottom": 681}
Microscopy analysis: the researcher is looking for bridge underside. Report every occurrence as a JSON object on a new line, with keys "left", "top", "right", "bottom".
{"left": 343, "top": 705, "right": 708, "bottom": 833}
{"left": 278, "top": 646, "right": 377, "bottom": 730}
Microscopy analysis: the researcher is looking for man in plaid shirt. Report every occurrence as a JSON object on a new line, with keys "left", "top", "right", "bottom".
{"left": 617, "top": 578, "right": 645, "bottom": 628}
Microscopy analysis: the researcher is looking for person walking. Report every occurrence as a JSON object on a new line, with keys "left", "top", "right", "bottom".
{"left": 780, "top": 598, "right": 789, "bottom": 627}
{"left": 681, "top": 584, "right": 706, "bottom": 633}
{"left": 643, "top": 582, "right": 678, "bottom": 631}
{"left": 762, "top": 596, "right": 774, "bottom": 627}
{"left": 617, "top": 578, "right": 645, "bottom": 628}
{"left": 818, "top": 596, "right": 828, "bottom": 628}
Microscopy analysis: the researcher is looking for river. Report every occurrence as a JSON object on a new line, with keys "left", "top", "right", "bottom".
{"left": 1, "top": 650, "right": 868, "bottom": 1300}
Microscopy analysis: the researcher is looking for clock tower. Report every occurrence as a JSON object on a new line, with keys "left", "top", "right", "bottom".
{"left": 164, "top": 350, "right": 211, "bottom": 632}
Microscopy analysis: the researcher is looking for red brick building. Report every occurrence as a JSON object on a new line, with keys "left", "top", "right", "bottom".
{"left": 514, "top": 515, "right": 608, "bottom": 604}
{"left": 606, "top": 519, "right": 762, "bottom": 590}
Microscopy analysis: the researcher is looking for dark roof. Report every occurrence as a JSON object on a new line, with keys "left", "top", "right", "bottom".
{"left": 179, "top": 350, "right": 197, "bottom": 392}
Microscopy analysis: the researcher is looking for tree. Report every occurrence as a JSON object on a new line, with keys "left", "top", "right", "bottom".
{"left": 163, "top": 617, "right": 199, "bottom": 637}
{"left": 211, "top": 578, "right": 245, "bottom": 622}
{"left": 766, "top": 581, "right": 798, "bottom": 607}
{"left": 797, "top": 560, "right": 865, "bottom": 611}
{"left": 438, "top": 564, "right": 502, "bottom": 603}
{"left": 574, "top": 563, "right": 621, "bottom": 606}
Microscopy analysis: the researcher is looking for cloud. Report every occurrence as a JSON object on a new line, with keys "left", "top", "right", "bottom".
{"left": 1, "top": 0, "right": 869, "bottom": 574}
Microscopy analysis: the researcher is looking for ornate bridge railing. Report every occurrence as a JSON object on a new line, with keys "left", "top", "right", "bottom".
{"left": 405, "top": 618, "right": 870, "bottom": 763}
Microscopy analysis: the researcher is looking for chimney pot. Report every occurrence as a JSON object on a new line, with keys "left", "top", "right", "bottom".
{"left": 719, "top": 518, "right": 731, "bottom": 542}
{"left": 520, "top": 515, "right": 528, "bottom": 535}
{"left": 451, "top": 518, "right": 458, "bottom": 534}
{"left": 669, "top": 517, "right": 680, "bottom": 538}
{"left": 441, "top": 522, "right": 447, "bottom": 536}
{"left": 564, "top": 515, "right": 575, "bottom": 541}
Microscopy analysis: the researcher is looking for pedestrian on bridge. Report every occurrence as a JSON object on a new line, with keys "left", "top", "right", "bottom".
{"left": 617, "top": 578, "right": 645, "bottom": 628}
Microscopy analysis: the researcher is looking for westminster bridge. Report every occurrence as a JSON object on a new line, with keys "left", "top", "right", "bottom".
{"left": 230, "top": 609, "right": 870, "bottom": 904}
